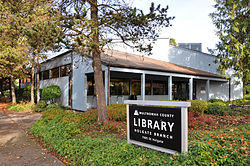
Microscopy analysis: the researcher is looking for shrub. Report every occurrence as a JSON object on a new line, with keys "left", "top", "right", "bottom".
{"left": 34, "top": 100, "right": 47, "bottom": 112}
{"left": 230, "top": 106, "right": 250, "bottom": 115}
{"left": 46, "top": 102, "right": 61, "bottom": 109}
{"left": 41, "top": 85, "right": 61, "bottom": 101}
{"left": 23, "top": 86, "right": 31, "bottom": 99}
{"left": 208, "top": 99, "right": 224, "bottom": 103}
{"left": 244, "top": 94, "right": 250, "bottom": 100}
{"left": 0, "top": 96, "right": 10, "bottom": 102}
{"left": 188, "top": 100, "right": 208, "bottom": 116}
{"left": 3, "top": 90, "right": 10, "bottom": 98}
{"left": 228, "top": 98, "right": 250, "bottom": 105}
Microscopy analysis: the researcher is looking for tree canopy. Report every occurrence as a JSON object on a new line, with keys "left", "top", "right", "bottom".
{"left": 210, "top": 0, "right": 249, "bottom": 92}
{"left": 0, "top": 0, "right": 61, "bottom": 103}
{"left": 57, "top": 0, "right": 174, "bottom": 122}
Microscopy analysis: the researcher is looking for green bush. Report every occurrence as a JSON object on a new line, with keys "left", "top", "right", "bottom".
{"left": 46, "top": 103, "right": 61, "bottom": 109}
{"left": 244, "top": 94, "right": 250, "bottom": 100}
{"left": 230, "top": 106, "right": 250, "bottom": 115}
{"left": 41, "top": 85, "right": 61, "bottom": 100}
{"left": 23, "top": 86, "right": 31, "bottom": 99}
{"left": 188, "top": 100, "right": 208, "bottom": 116}
{"left": 3, "top": 90, "right": 10, "bottom": 98}
{"left": 207, "top": 104, "right": 232, "bottom": 116}
{"left": 34, "top": 100, "right": 47, "bottom": 112}
{"left": 208, "top": 99, "right": 225, "bottom": 103}
{"left": 228, "top": 98, "right": 250, "bottom": 105}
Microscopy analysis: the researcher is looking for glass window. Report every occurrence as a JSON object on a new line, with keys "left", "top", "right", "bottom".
{"left": 110, "top": 78, "right": 129, "bottom": 95}
{"left": 42, "top": 70, "right": 49, "bottom": 80}
{"left": 145, "top": 81, "right": 151, "bottom": 95}
{"left": 39, "top": 72, "right": 42, "bottom": 80}
{"left": 87, "top": 76, "right": 95, "bottom": 95}
{"left": 60, "top": 64, "right": 71, "bottom": 77}
{"left": 51, "top": 67, "right": 59, "bottom": 79}
{"left": 152, "top": 80, "right": 168, "bottom": 95}
{"left": 132, "top": 80, "right": 141, "bottom": 95}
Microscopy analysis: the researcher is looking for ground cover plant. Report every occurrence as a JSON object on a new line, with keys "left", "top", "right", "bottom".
{"left": 30, "top": 102, "right": 250, "bottom": 165}
{"left": 7, "top": 102, "right": 34, "bottom": 112}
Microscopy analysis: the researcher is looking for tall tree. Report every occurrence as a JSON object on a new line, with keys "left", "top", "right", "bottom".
{"left": 0, "top": 0, "right": 28, "bottom": 104}
{"left": 210, "top": 0, "right": 249, "bottom": 94}
{"left": 58, "top": 0, "right": 174, "bottom": 122}
{"left": 23, "top": 0, "right": 61, "bottom": 104}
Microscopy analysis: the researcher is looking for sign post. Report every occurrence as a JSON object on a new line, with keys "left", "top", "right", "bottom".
{"left": 124, "top": 100, "right": 191, "bottom": 154}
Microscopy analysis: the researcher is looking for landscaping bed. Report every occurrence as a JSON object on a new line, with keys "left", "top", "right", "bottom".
{"left": 29, "top": 103, "right": 250, "bottom": 165}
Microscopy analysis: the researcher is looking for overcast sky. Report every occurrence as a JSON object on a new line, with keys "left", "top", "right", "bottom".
{"left": 132, "top": 0, "right": 219, "bottom": 53}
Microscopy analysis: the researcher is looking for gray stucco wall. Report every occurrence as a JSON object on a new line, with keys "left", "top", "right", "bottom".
{"left": 167, "top": 46, "right": 219, "bottom": 74}
{"left": 40, "top": 52, "right": 71, "bottom": 72}
{"left": 72, "top": 54, "right": 108, "bottom": 111}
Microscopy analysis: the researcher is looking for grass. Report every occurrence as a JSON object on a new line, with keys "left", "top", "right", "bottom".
{"left": 29, "top": 104, "right": 250, "bottom": 166}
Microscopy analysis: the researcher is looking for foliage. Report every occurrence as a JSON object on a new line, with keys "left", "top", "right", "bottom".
{"left": 208, "top": 98, "right": 225, "bottom": 103}
{"left": 7, "top": 103, "right": 34, "bottom": 112}
{"left": 244, "top": 85, "right": 250, "bottom": 95}
{"left": 210, "top": 0, "right": 250, "bottom": 92}
{"left": 46, "top": 103, "right": 62, "bottom": 109}
{"left": 57, "top": 0, "right": 174, "bottom": 122}
{"left": 30, "top": 106, "right": 249, "bottom": 165}
{"left": 23, "top": 0, "right": 61, "bottom": 104}
{"left": 41, "top": 85, "right": 61, "bottom": 100}
{"left": 188, "top": 100, "right": 208, "bottom": 116}
{"left": 188, "top": 112, "right": 214, "bottom": 128}
{"left": 23, "top": 86, "right": 31, "bottom": 99}
{"left": 0, "top": 96, "right": 10, "bottom": 102}
{"left": 228, "top": 98, "right": 250, "bottom": 105}
{"left": 244, "top": 94, "right": 250, "bottom": 100}
{"left": 207, "top": 103, "right": 232, "bottom": 116}
{"left": 169, "top": 38, "right": 177, "bottom": 46}
{"left": 3, "top": 89, "right": 10, "bottom": 98}
{"left": 107, "top": 104, "right": 126, "bottom": 121}
{"left": 34, "top": 100, "right": 47, "bottom": 112}
{"left": 207, "top": 103, "right": 250, "bottom": 116}
{"left": 230, "top": 106, "right": 250, "bottom": 115}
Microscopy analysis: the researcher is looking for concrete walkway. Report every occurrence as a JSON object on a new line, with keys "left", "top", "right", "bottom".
{"left": 0, "top": 108, "right": 65, "bottom": 166}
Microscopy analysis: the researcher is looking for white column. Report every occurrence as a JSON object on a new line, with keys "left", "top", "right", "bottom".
{"left": 141, "top": 73, "right": 145, "bottom": 100}
{"left": 189, "top": 78, "right": 193, "bottom": 100}
{"left": 168, "top": 76, "right": 172, "bottom": 100}
{"left": 104, "top": 69, "right": 108, "bottom": 105}
{"left": 206, "top": 80, "right": 210, "bottom": 101}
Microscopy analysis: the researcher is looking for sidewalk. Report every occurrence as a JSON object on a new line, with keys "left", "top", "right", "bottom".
{"left": 0, "top": 106, "right": 65, "bottom": 166}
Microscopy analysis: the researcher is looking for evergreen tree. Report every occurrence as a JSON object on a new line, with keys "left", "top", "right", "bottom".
{"left": 210, "top": 0, "right": 249, "bottom": 94}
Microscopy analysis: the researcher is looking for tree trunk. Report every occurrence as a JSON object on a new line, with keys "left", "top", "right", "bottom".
{"left": 10, "top": 76, "right": 16, "bottom": 104}
{"left": 36, "top": 67, "right": 40, "bottom": 102}
{"left": 31, "top": 65, "right": 35, "bottom": 104}
{"left": 91, "top": 0, "right": 107, "bottom": 122}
